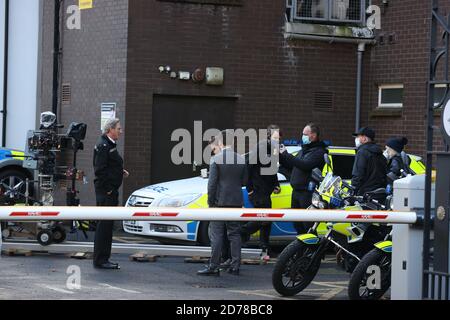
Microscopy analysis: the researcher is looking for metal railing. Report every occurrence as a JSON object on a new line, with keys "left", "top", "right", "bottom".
{"left": 423, "top": 0, "right": 450, "bottom": 300}
{"left": 424, "top": 270, "right": 450, "bottom": 300}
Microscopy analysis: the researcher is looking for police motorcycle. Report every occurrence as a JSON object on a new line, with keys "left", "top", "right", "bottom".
{"left": 272, "top": 169, "right": 390, "bottom": 297}
{"left": 347, "top": 168, "right": 411, "bottom": 300}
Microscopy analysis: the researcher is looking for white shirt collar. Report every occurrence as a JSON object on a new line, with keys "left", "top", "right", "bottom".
{"left": 106, "top": 135, "right": 117, "bottom": 145}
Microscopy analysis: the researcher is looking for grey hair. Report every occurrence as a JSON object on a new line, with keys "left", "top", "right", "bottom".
{"left": 102, "top": 118, "right": 121, "bottom": 134}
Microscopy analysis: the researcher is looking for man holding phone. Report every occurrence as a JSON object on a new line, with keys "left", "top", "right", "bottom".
{"left": 279, "top": 123, "right": 327, "bottom": 234}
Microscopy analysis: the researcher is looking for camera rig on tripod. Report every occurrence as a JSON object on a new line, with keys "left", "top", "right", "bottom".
{"left": 7, "top": 111, "right": 89, "bottom": 245}
{"left": 25, "top": 112, "right": 88, "bottom": 206}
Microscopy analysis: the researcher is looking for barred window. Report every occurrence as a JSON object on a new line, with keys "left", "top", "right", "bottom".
{"left": 287, "top": 0, "right": 368, "bottom": 25}
{"left": 297, "top": 0, "right": 327, "bottom": 19}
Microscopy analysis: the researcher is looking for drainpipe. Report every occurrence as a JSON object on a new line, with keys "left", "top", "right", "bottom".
{"left": 355, "top": 42, "right": 366, "bottom": 132}
{"left": 1, "top": 0, "right": 9, "bottom": 147}
{"left": 52, "top": 0, "right": 62, "bottom": 119}
{"left": 284, "top": 32, "right": 373, "bottom": 131}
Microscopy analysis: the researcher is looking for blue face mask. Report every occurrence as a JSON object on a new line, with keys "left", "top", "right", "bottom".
{"left": 302, "top": 135, "right": 311, "bottom": 145}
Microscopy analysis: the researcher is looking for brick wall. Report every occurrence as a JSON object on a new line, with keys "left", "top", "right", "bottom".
{"left": 124, "top": 0, "right": 360, "bottom": 199}
{"left": 363, "top": 0, "right": 448, "bottom": 157}
{"left": 40, "top": 0, "right": 129, "bottom": 205}
{"left": 39, "top": 0, "right": 448, "bottom": 204}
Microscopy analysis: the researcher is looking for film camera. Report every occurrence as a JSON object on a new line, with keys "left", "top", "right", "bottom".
{"left": 1, "top": 112, "right": 88, "bottom": 246}
{"left": 24, "top": 112, "right": 87, "bottom": 206}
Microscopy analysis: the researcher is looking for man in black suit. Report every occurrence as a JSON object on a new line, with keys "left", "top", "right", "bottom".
{"left": 241, "top": 125, "right": 281, "bottom": 255}
{"left": 93, "top": 118, "right": 129, "bottom": 270}
{"left": 198, "top": 130, "right": 247, "bottom": 276}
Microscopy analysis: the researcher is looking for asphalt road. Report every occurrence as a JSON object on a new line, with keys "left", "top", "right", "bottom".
{"left": 0, "top": 251, "right": 350, "bottom": 300}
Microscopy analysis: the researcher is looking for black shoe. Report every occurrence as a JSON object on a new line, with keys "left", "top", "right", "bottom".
{"left": 197, "top": 267, "right": 220, "bottom": 276}
{"left": 94, "top": 262, "right": 120, "bottom": 270}
{"left": 228, "top": 268, "right": 240, "bottom": 276}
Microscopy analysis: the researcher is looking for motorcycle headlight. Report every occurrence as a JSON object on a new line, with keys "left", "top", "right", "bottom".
{"left": 152, "top": 194, "right": 202, "bottom": 208}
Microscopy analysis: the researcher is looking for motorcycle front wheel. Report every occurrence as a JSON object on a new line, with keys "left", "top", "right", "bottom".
{"left": 348, "top": 248, "right": 391, "bottom": 300}
{"left": 272, "top": 240, "right": 322, "bottom": 296}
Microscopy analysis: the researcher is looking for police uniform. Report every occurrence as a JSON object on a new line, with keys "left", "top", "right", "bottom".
{"left": 93, "top": 134, "right": 123, "bottom": 267}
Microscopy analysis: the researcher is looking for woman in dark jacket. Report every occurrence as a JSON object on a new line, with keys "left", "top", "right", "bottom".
{"left": 384, "top": 137, "right": 409, "bottom": 177}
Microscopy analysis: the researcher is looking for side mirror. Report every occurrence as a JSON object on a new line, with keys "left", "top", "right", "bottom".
{"left": 311, "top": 168, "right": 323, "bottom": 183}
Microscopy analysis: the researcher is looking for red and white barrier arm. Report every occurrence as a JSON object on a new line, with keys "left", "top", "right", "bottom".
{"left": 0, "top": 206, "right": 417, "bottom": 224}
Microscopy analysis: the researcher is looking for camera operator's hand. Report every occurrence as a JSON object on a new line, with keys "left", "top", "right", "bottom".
{"left": 123, "top": 169, "right": 130, "bottom": 178}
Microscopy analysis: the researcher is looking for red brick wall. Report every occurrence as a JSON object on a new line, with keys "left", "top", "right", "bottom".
{"left": 39, "top": 0, "right": 448, "bottom": 204}
{"left": 124, "top": 0, "right": 360, "bottom": 199}
{"left": 363, "top": 0, "right": 448, "bottom": 157}
{"left": 40, "top": 0, "right": 129, "bottom": 205}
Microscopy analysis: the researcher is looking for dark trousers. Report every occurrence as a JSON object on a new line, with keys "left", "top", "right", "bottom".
{"left": 291, "top": 190, "right": 314, "bottom": 234}
{"left": 93, "top": 189, "right": 118, "bottom": 266}
{"left": 209, "top": 220, "right": 241, "bottom": 270}
{"left": 242, "top": 195, "right": 272, "bottom": 249}
{"left": 221, "top": 229, "right": 231, "bottom": 262}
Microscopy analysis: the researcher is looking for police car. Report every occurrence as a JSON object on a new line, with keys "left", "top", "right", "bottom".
{"left": 123, "top": 145, "right": 425, "bottom": 245}
{"left": 0, "top": 147, "right": 32, "bottom": 200}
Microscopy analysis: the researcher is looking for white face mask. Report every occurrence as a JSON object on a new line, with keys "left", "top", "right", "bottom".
{"left": 355, "top": 137, "right": 362, "bottom": 148}
{"left": 383, "top": 150, "right": 391, "bottom": 160}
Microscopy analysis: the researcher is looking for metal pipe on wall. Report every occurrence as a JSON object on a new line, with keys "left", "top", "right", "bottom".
{"left": 355, "top": 42, "right": 366, "bottom": 132}
{"left": 52, "top": 0, "right": 62, "bottom": 119}
{"left": 1, "top": 0, "right": 9, "bottom": 147}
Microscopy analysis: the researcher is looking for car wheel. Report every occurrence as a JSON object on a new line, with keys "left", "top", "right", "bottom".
{"left": 0, "top": 169, "right": 32, "bottom": 202}
{"left": 197, "top": 222, "right": 211, "bottom": 246}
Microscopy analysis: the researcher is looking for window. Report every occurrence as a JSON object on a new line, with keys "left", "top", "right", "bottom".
{"left": 288, "top": 0, "right": 368, "bottom": 25}
{"left": 378, "top": 84, "right": 404, "bottom": 108}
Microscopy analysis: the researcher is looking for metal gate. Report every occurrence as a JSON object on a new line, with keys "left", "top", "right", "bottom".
{"left": 423, "top": 0, "right": 450, "bottom": 300}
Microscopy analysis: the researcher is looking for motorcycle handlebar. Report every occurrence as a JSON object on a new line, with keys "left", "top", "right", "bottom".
{"left": 341, "top": 180, "right": 355, "bottom": 191}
